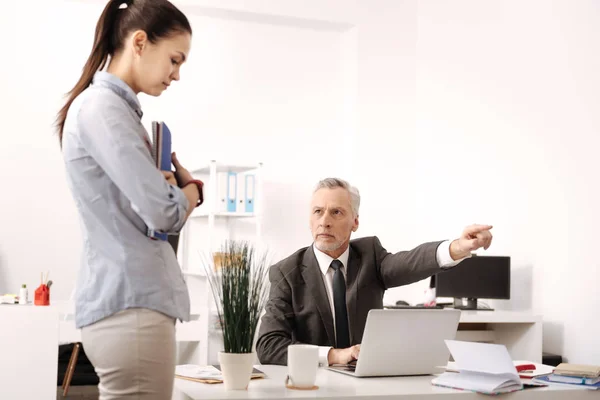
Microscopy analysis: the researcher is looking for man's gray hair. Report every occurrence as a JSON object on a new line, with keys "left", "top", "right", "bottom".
{"left": 314, "top": 177, "right": 360, "bottom": 216}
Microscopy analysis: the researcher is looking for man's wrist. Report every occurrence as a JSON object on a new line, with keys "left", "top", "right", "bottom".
{"left": 327, "top": 348, "right": 338, "bottom": 365}
{"left": 319, "top": 346, "right": 333, "bottom": 366}
{"left": 449, "top": 239, "right": 470, "bottom": 260}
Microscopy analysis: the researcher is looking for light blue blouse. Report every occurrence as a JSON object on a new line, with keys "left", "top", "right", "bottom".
{"left": 62, "top": 71, "right": 191, "bottom": 329}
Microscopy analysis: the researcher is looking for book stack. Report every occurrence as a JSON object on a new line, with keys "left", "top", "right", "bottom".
{"left": 533, "top": 363, "right": 600, "bottom": 389}
{"left": 151, "top": 121, "right": 172, "bottom": 172}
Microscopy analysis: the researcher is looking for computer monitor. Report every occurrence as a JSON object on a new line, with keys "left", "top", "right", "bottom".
{"left": 435, "top": 255, "right": 510, "bottom": 311}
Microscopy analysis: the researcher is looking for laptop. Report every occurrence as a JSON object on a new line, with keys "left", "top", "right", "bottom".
{"left": 327, "top": 308, "right": 461, "bottom": 377}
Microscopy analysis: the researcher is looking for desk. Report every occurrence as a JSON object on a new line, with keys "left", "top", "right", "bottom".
{"left": 174, "top": 365, "right": 598, "bottom": 400}
{"left": 0, "top": 304, "right": 59, "bottom": 400}
{"left": 457, "top": 311, "right": 542, "bottom": 362}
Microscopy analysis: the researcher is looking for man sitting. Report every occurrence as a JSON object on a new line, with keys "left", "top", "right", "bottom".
{"left": 256, "top": 177, "right": 493, "bottom": 366}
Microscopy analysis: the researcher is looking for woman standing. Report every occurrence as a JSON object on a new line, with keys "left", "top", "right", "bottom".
{"left": 56, "top": 0, "right": 202, "bottom": 398}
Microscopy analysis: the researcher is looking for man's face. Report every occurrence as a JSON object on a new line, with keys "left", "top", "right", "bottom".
{"left": 310, "top": 187, "right": 359, "bottom": 256}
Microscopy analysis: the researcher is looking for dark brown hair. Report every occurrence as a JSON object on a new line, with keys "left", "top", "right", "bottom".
{"left": 55, "top": 0, "right": 191, "bottom": 145}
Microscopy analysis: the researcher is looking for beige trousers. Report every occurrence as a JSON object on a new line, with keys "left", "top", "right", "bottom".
{"left": 81, "top": 308, "right": 176, "bottom": 400}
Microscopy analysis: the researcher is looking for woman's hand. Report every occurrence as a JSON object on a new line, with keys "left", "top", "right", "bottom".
{"left": 171, "top": 152, "right": 193, "bottom": 187}
{"left": 161, "top": 171, "right": 177, "bottom": 186}
{"left": 171, "top": 152, "right": 201, "bottom": 219}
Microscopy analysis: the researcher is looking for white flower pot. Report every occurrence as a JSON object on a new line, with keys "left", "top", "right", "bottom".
{"left": 218, "top": 351, "right": 256, "bottom": 390}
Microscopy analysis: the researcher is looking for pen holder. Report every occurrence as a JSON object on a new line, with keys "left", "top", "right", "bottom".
{"left": 34, "top": 284, "right": 50, "bottom": 306}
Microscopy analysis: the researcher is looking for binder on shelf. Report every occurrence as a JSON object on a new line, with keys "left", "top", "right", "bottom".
{"left": 236, "top": 172, "right": 246, "bottom": 213}
{"left": 226, "top": 171, "right": 237, "bottom": 212}
{"left": 245, "top": 174, "right": 255, "bottom": 213}
{"left": 216, "top": 172, "right": 228, "bottom": 213}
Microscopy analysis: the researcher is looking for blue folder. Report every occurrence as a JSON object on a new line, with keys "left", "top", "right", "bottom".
{"left": 533, "top": 375, "right": 600, "bottom": 389}
{"left": 148, "top": 121, "right": 172, "bottom": 241}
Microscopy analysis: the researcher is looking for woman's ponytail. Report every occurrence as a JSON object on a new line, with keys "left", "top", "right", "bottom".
{"left": 55, "top": 0, "right": 192, "bottom": 147}
{"left": 55, "top": 0, "right": 124, "bottom": 146}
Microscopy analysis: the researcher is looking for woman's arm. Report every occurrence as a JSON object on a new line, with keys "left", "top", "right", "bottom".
{"left": 76, "top": 92, "right": 189, "bottom": 233}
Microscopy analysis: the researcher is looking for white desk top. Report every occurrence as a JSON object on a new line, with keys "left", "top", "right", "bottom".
{"left": 0, "top": 303, "right": 59, "bottom": 400}
{"left": 174, "top": 365, "right": 597, "bottom": 400}
{"left": 458, "top": 310, "right": 542, "bottom": 323}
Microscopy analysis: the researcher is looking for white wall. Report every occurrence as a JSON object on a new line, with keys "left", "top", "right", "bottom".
{"left": 411, "top": 0, "right": 600, "bottom": 364}
{"left": 0, "top": 0, "right": 353, "bottom": 300}
{"left": 1, "top": 0, "right": 598, "bottom": 365}
{"left": 0, "top": 1, "right": 99, "bottom": 301}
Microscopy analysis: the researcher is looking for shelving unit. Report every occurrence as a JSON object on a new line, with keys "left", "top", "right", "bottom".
{"left": 190, "top": 211, "right": 257, "bottom": 218}
{"left": 177, "top": 160, "right": 263, "bottom": 365}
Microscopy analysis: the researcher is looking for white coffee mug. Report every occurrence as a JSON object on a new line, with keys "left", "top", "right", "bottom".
{"left": 287, "top": 344, "right": 319, "bottom": 388}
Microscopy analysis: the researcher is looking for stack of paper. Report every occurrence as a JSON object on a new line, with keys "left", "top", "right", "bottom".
{"left": 175, "top": 364, "right": 266, "bottom": 384}
{"left": 432, "top": 340, "right": 523, "bottom": 395}
{"left": 445, "top": 360, "right": 554, "bottom": 379}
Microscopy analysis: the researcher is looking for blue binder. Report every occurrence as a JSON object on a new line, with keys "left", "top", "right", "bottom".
{"left": 148, "top": 121, "right": 172, "bottom": 241}
{"left": 226, "top": 172, "right": 237, "bottom": 212}
{"left": 245, "top": 174, "right": 255, "bottom": 213}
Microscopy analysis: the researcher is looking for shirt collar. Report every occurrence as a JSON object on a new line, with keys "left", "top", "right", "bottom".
{"left": 313, "top": 243, "right": 350, "bottom": 276}
{"left": 92, "top": 71, "right": 143, "bottom": 119}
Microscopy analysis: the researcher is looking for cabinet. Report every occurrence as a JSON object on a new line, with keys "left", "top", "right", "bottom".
{"left": 178, "top": 160, "right": 263, "bottom": 365}
{"left": 456, "top": 311, "right": 543, "bottom": 362}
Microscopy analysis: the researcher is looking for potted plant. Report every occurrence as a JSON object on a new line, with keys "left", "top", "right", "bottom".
{"left": 203, "top": 240, "right": 270, "bottom": 390}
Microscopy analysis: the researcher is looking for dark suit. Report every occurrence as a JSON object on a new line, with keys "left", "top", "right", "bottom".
{"left": 256, "top": 236, "right": 444, "bottom": 365}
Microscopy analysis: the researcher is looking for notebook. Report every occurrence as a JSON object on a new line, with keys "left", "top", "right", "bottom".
{"left": 147, "top": 121, "right": 173, "bottom": 242}
{"left": 174, "top": 364, "right": 266, "bottom": 384}
{"left": 533, "top": 375, "right": 600, "bottom": 389}
{"left": 554, "top": 363, "right": 600, "bottom": 379}
{"left": 444, "top": 360, "right": 554, "bottom": 379}
{"left": 532, "top": 363, "right": 600, "bottom": 389}
{"left": 431, "top": 340, "right": 523, "bottom": 395}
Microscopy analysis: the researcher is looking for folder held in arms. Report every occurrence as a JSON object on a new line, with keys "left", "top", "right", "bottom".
{"left": 148, "top": 121, "right": 178, "bottom": 249}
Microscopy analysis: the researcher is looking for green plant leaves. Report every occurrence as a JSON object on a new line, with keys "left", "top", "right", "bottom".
{"left": 204, "top": 240, "right": 270, "bottom": 354}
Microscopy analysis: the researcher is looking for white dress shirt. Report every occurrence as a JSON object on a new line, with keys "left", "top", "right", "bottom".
{"left": 312, "top": 240, "right": 467, "bottom": 366}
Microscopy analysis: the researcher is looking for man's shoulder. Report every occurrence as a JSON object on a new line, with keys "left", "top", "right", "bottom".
{"left": 349, "top": 235, "right": 380, "bottom": 253}
{"left": 270, "top": 245, "right": 311, "bottom": 273}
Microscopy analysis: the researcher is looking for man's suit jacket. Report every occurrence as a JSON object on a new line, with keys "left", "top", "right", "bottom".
{"left": 256, "top": 236, "right": 444, "bottom": 365}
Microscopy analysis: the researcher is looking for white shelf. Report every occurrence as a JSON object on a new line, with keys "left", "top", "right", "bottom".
{"left": 459, "top": 310, "right": 542, "bottom": 324}
{"left": 180, "top": 159, "right": 263, "bottom": 366}
{"left": 190, "top": 210, "right": 256, "bottom": 219}
{"left": 455, "top": 330, "right": 496, "bottom": 343}
{"left": 191, "top": 161, "right": 260, "bottom": 175}
{"left": 182, "top": 269, "right": 206, "bottom": 277}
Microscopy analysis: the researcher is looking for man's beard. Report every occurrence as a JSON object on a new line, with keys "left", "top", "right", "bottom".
{"left": 315, "top": 239, "right": 342, "bottom": 252}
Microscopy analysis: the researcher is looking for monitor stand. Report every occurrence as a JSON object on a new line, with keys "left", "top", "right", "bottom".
{"left": 451, "top": 297, "right": 494, "bottom": 311}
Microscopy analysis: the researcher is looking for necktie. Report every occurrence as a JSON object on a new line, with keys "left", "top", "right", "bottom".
{"left": 330, "top": 259, "right": 350, "bottom": 348}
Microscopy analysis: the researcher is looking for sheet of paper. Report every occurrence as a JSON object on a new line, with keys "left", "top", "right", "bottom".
{"left": 445, "top": 340, "right": 520, "bottom": 381}
{"left": 175, "top": 365, "right": 222, "bottom": 380}
{"left": 513, "top": 360, "right": 554, "bottom": 378}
